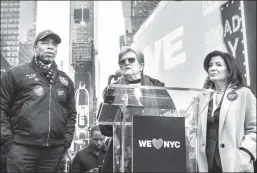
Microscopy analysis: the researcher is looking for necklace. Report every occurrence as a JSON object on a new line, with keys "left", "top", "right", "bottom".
{"left": 216, "top": 91, "right": 225, "bottom": 94}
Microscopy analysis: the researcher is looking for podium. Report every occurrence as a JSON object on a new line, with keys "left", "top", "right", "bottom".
{"left": 98, "top": 84, "right": 207, "bottom": 172}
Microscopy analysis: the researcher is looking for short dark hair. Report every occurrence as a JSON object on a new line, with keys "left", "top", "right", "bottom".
{"left": 118, "top": 46, "right": 144, "bottom": 64}
{"left": 203, "top": 50, "right": 245, "bottom": 89}
{"left": 89, "top": 125, "right": 101, "bottom": 138}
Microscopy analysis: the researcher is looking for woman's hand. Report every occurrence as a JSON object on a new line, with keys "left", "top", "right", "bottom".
{"left": 234, "top": 149, "right": 253, "bottom": 172}
{"left": 239, "top": 150, "right": 251, "bottom": 163}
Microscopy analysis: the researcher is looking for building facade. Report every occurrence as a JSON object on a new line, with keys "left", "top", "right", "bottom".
{"left": 119, "top": 35, "right": 126, "bottom": 49}
{"left": 0, "top": 1, "right": 37, "bottom": 67}
{"left": 69, "top": 1, "right": 96, "bottom": 152}
{"left": 121, "top": 1, "right": 160, "bottom": 46}
{"left": 18, "top": 42, "right": 34, "bottom": 64}
{"left": 0, "top": 1, "right": 21, "bottom": 67}
{"left": 1, "top": 54, "right": 11, "bottom": 73}
{"left": 27, "top": 28, "right": 36, "bottom": 44}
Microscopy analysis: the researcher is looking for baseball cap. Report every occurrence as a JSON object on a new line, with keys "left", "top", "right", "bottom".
{"left": 34, "top": 30, "right": 61, "bottom": 45}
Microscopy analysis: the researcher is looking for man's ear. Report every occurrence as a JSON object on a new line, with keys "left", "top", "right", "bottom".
{"left": 140, "top": 63, "right": 144, "bottom": 72}
{"left": 33, "top": 45, "right": 37, "bottom": 53}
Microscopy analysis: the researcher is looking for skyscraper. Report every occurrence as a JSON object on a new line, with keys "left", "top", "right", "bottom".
{"left": 27, "top": 27, "right": 36, "bottom": 44}
{"left": 69, "top": 1, "right": 94, "bottom": 66}
{"left": 1, "top": 1, "right": 21, "bottom": 67}
{"left": 119, "top": 35, "right": 126, "bottom": 49}
{"left": 0, "top": 1, "right": 37, "bottom": 67}
{"left": 131, "top": 1, "right": 160, "bottom": 33}
{"left": 121, "top": 1, "right": 160, "bottom": 46}
{"left": 69, "top": 1, "right": 96, "bottom": 151}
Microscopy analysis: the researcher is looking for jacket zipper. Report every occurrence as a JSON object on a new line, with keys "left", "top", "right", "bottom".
{"left": 46, "top": 85, "right": 52, "bottom": 146}
{"left": 32, "top": 64, "right": 56, "bottom": 146}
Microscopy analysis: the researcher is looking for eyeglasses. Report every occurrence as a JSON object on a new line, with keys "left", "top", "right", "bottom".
{"left": 119, "top": 58, "right": 136, "bottom": 65}
{"left": 39, "top": 41, "right": 58, "bottom": 48}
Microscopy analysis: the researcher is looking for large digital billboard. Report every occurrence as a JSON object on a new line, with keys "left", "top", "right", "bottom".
{"left": 132, "top": 1, "right": 256, "bottom": 95}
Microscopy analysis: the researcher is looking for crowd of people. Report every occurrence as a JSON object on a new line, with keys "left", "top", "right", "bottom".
{"left": 1, "top": 29, "right": 256, "bottom": 173}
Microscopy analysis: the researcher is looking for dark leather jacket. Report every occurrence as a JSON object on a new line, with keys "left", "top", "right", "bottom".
{"left": 0, "top": 60, "right": 77, "bottom": 149}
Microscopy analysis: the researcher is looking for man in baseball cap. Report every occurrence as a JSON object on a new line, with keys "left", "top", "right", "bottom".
{"left": 34, "top": 29, "right": 61, "bottom": 45}
{"left": 1, "top": 29, "right": 77, "bottom": 172}
{"left": 32, "top": 29, "right": 61, "bottom": 66}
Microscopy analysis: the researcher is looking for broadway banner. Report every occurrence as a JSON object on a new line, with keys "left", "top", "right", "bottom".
{"left": 221, "top": 1, "right": 249, "bottom": 85}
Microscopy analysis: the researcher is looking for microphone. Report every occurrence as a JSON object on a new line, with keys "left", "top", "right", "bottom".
{"left": 190, "top": 91, "right": 214, "bottom": 123}
{"left": 108, "top": 70, "right": 123, "bottom": 84}
{"left": 115, "top": 70, "right": 123, "bottom": 78}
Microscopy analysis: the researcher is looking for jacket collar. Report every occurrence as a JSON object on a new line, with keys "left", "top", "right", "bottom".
{"left": 31, "top": 56, "right": 58, "bottom": 70}
{"left": 30, "top": 57, "right": 41, "bottom": 70}
{"left": 117, "top": 74, "right": 153, "bottom": 86}
{"left": 30, "top": 57, "right": 59, "bottom": 83}
{"left": 200, "top": 83, "right": 239, "bottom": 141}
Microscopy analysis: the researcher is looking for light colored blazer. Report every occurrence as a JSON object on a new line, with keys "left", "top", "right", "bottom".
{"left": 196, "top": 85, "right": 256, "bottom": 172}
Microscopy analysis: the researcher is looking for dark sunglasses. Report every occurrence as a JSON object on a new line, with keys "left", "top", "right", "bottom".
{"left": 119, "top": 58, "right": 136, "bottom": 65}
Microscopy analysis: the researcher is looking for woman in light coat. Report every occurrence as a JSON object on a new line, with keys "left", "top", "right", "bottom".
{"left": 195, "top": 50, "right": 256, "bottom": 172}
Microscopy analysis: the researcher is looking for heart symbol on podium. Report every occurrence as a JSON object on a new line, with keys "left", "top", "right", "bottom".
{"left": 152, "top": 138, "right": 163, "bottom": 149}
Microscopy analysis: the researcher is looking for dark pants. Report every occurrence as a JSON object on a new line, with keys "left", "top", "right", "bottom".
{"left": 7, "top": 143, "right": 65, "bottom": 173}
{"left": 0, "top": 154, "right": 7, "bottom": 172}
{"left": 209, "top": 159, "right": 222, "bottom": 173}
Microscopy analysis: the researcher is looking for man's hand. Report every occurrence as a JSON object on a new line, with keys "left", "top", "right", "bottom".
{"left": 61, "top": 150, "right": 72, "bottom": 173}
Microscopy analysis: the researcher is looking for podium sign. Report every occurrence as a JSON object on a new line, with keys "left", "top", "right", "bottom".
{"left": 133, "top": 116, "right": 186, "bottom": 172}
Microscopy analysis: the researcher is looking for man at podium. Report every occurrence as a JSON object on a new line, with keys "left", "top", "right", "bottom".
{"left": 100, "top": 46, "right": 176, "bottom": 172}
